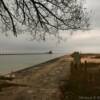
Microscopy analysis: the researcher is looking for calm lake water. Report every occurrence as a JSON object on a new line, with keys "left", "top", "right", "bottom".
{"left": 0, "top": 53, "right": 65, "bottom": 75}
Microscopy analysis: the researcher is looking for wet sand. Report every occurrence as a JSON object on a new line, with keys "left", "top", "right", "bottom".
{"left": 0, "top": 55, "right": 71, "bottom": 100}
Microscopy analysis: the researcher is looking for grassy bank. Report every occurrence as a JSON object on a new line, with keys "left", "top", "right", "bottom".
{"left": 62, "top": 61, "right": 100, "bottom": 100}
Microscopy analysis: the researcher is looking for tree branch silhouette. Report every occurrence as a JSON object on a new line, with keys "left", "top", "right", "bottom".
{"left": 0, "top": 0, "right": 89, "bottom": 39}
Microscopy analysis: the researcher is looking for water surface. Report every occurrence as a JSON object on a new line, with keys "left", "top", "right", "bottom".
{"left": 0, "top": 53, "right": 65, "bottom": 75}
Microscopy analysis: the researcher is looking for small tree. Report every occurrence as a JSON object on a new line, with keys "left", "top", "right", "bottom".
{"left": 0, "top": 0, "right": 89, "bottom": 39}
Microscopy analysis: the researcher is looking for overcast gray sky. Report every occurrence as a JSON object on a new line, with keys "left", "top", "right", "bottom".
{"left": 0, "top": 0, "right": 100, "bottom": 53}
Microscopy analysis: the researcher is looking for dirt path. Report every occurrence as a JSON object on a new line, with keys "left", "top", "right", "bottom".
{"left": 0, "top": 55, "right": 71, "bottom": 100}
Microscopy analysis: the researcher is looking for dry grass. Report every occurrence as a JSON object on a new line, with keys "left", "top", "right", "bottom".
{"left": 63, "top": 61, "right": 100, "bottom": 100}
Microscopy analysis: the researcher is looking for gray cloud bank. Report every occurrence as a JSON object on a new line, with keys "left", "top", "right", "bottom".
{"left": 0, "top": 0, "right": 100, "bottom": 53}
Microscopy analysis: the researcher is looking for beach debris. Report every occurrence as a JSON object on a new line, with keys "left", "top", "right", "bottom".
{"left": 0, "top": 75, "right": 15, "bottom": 81}
{"left": 0, "top": 80, "right": 29, "bottom": 92}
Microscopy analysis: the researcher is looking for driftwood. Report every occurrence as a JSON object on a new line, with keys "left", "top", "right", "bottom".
{"left": 0, "top": 75, "right": 15, "bottom": 81}
{"left": 0, "top": 75, "right": 29, "bottom": 92}
{"left": 0, "top": 80, "right": 29, "bottom": 92}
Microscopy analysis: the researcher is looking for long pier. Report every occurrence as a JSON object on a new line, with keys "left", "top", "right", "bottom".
{"left": 0, "top": 52, "right": 53, "bottom": 55}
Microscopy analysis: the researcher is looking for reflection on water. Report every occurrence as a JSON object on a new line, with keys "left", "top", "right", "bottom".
{"left": 0, "top": 53, "right": 65, "bottom": 75}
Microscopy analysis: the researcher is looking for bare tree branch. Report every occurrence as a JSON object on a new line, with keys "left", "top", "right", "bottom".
{"left": 0, "top": 0, "right": 90, "bottom": 39}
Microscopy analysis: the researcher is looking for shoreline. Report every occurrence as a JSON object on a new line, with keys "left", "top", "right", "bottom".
{"left": 0, "top": 53, "right": 67, "bottom": 75}
{"left": 1, "top": 54, "right": 100, "bottom": 99}
{"left": 0, "top": 54, "right": 71, "bottom": 100}
{"left": 0, "top": 52, "right": 66, "bottom": 56}
{"left": 7, "top": 54, "right": 68, "bottom": 76}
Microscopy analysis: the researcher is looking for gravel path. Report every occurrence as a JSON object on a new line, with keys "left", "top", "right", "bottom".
{"left": 0, "top": 55, "right": 71, "bottom": 100}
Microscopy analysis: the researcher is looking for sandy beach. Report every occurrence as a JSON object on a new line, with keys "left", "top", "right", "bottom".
{"left": 0, "top": 55, "right": 71, "bottom": 100}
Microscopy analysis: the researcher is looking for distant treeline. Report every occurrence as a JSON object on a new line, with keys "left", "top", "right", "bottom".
{"left": 80, "top": 53, "right": 100, "bottom": 57}
{"left": 70, "top": 52, "right": 100, "bottom": 58}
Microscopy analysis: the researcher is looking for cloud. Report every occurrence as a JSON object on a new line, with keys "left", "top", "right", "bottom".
{"left": 0, "top": 0, "right": 100, "bottom": 53}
